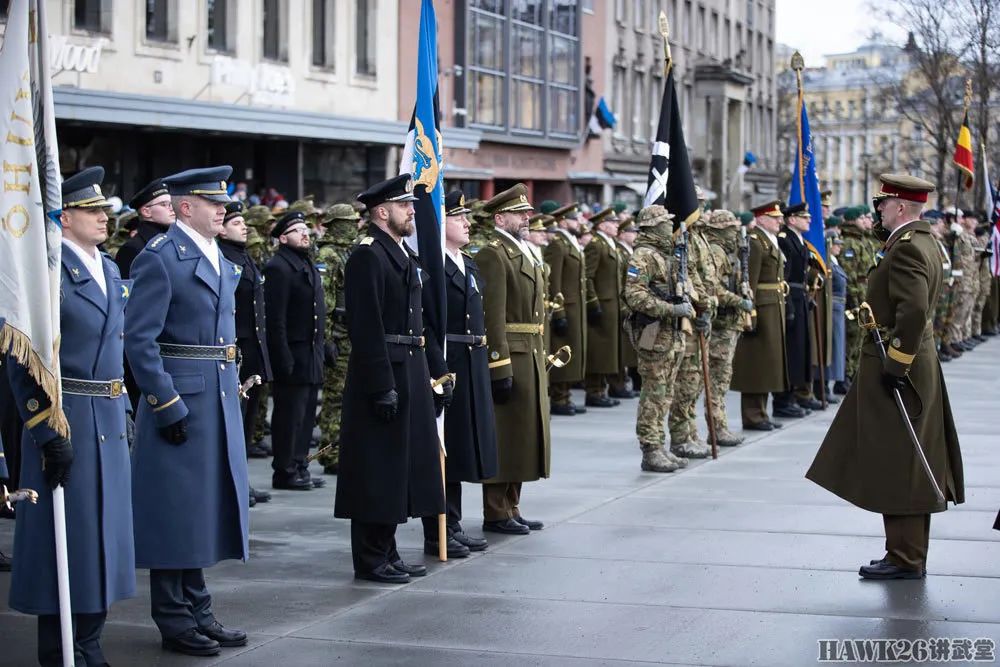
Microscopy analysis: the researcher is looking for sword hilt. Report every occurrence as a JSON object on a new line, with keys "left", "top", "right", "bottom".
{"left": 857, "top": 302, "right": 878, "bottom": 332}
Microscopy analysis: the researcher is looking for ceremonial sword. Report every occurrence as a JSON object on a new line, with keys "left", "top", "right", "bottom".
{"left": 858, "top": 303, "right": 945, "bottom": 504}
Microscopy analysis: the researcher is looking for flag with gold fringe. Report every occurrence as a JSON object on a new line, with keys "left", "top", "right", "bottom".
{"left": 953, "top": 109, "right": 975, "bottom": 191}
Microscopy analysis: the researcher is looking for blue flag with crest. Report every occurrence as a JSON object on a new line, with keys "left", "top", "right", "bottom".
{"left": 789, "top": 98, "right": 826, "bottom": 263}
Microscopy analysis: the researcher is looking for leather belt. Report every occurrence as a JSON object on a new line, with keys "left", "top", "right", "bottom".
{"left": 505, "top": 323, "right": 544, "bottom": 335}
{"left": 446, "top": 333, "right": 487, "bottom": 347}
{"left": 786, "top": 281, "right": 807, "bottom": 291}
{"left": 160, "top": 342, "right": 238, "bottom": 362}
{"left": 756, "top": 281, "right": 790, "bottom": 296}
{"left": 62, "top": 377, "right": 125, "bottom": 399}
{"left": 385, "top": 334, "right": 425, "bottom": 347}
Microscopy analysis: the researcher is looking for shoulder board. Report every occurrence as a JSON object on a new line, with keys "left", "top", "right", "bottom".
{"left": 147, "top": 234, "right": 170, "bottom": 251}
{"left": 777, "top": 231, "right": 787, "bottom": 238}
{"left": 749, "top": 233, "right": 758, "bottom": 241}
{"left": 359, "top": 236, "right": 374, "bottom": 246}
{"left": 901, "top": 230, "right": 914, "bottom": 242}
{"left": 489, "top": 239, "right": 501, "bottom": 247}
{"left": 461, "top": 250, "right": 473, "bottom": 259}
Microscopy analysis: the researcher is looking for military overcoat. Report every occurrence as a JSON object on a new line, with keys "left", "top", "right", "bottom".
{"left": 778, "top": 227, "right": 813, "bottom": 388}
{"left": 616, "top": 241, "right": 639, "bottom": 368}
{"left": 543, "top": 230, "right": 586, "bottom": 382}
{"left": 807, "top": 220, "right": 964, "bottom": 515}
{"left": 584, "top": 232, "right": 623, "bottom": 374}
{"left": 219, "top": 239, "right": 272, "bottom": 383}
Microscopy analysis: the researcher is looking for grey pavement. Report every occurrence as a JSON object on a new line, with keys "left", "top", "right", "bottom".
{"left": 2, "top": 341, "right": 999, "bottom": 665}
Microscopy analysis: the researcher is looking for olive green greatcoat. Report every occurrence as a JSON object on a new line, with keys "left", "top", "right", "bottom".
{"left": 731, "top": 230, "right": 788, "bottom": 393}
{"left": 806, "top": 249, "right": 834, "bottom": 369}
{"left": 544, "top": 230, "right": 587, "bottom": 382}
{"left": 807, "top": 220, "right": 964, "bottom": 515}
{"left": 476, "top": 232, "right": 551, "bottom": 483}
{"left": 584, "top": 232, "right": 623, "bottom": 374}
{"left": 617, "top": 241, "right": 639, "bottom": 368}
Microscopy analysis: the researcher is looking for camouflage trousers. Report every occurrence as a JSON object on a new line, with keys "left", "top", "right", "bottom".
{"left": 707, "top": 328, "right": 739, "bottom": 432}
{"left": 972, "top": 269, "right": 991, "bottom": 336}
{"left": 315, "top": 336, "right": 350, "bottom": 469}
{"left": 947, "top": 284, "right": 976, "bottom": 342}
{"left": 845, "top": 316, "right": 863, "bottom": 380}
{"left": 667, "top": 334, "right": 705, "bottom": 445}
{"left": 934, "top": 284, "right": 954, "bottom": 346}
{"left": 253, "top": 383, "right": 270, "bottom": 444}
{"left": 635, "top": 343, "right": 685, "bottom": 448}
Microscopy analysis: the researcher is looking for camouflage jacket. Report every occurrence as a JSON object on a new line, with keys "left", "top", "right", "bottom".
{"left": 703, "top": 233, "right": 746, "bottom": 331}
{"left": 837, "top": 225, "right": 871, "bottom": 309}
{"left": 315, "top": 241, "right": 351, "bottom": 340}
{"left": 623, "top": 240, "right": 690, "bottom": 352}
{"left": 951, "top": 230, "right": 976, "bottom": 292}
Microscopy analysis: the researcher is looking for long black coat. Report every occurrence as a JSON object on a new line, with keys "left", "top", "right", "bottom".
{"left": 778, "top": 227, "right": 812, "bottom": 387}
{"left": 220, "top": 239, "right": 273, "bottom": 383}
{"left": 424, "top": 254, "right": 499, "bottom": 482}
{"left": 264, "top": 245, "right": 325, "bottom": 385}
{"left": 334, "top": 225, "right": 444, "bottom": 524}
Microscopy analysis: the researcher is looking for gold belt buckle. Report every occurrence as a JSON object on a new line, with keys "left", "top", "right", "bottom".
{"left": 225, "top": 345, "right": 237, "bottom": 362}
{"left": 418, "top": 336, "right": 426, "bottom": 348}
{"left": 109, "top": 379, "right": 123, "bottom": 399}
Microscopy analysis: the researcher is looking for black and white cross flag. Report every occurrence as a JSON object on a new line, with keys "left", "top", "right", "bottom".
{"left": 643, "top": 66, "right": 699, "bottom": 227}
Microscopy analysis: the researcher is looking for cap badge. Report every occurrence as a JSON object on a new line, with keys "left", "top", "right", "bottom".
{"left": 94, "top": 185, "right": 102, "bottom": 196}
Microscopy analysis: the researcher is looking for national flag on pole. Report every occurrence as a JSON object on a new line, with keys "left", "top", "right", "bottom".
{"left": 643, "top": 66, "right": 699, "bottom": 226}
{"left": 587, "top": 97, "right": 617, "bottom": 136}
{"left": 953, "top": 110, "right": 975, "bottom": 191}
{"left": 400, "top": 0, "right": 446, "bottom": 352}
{"left": 0, "top": 0, "right": 68, "bottom": 437}
{"left": 788, "top": 83, "right": 826, "bottom": 263}
{"left": 983, "top": 156, "right": 1000, "bottom": 277}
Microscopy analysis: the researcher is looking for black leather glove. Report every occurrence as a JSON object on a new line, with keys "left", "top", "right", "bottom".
{"left": 433, "top": 379, "right": 454, "bottom": 417}
{"left": 552, "top": 317, "right": 569, "bottom": 337}
{"left": 882, "top": 372, "right": 907, "bottom": 394}
{"left": 40, "top": 436, "right": 73, "bottom": 489}
{"left": 587, "top": 305, "right": 603, "bottom": 325}
{"left": 491, "top": 377, "right": 513, "bottom": 404}
{"left": 126, "top": 413, "right": 136, "bottom": 448}
{"left": 323, "top": 341, "right": 339, "bottom": 368}
{"left": 159, "top": 417, "right": 188, "bottom": 445}
{"left": 371, "top": 389, "right": 399, "bottom": 423}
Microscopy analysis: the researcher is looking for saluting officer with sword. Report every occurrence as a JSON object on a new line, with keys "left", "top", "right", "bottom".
{"left": 807, "top": 174, "right": 965, "bottom": 580}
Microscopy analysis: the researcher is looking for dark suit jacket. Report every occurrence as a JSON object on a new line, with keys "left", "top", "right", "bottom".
{"left": 219, "top": 239, "right": 272, "bottom": 383}
{"left": 263, "top": 244, "right": 325, "bottom": 385}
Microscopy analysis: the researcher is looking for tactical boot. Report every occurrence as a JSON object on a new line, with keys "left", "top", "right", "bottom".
{"left": 640, "top": 445, "right": 679, "bottom": 473}
{"left": 715, "top": 429, "right": 744, "bottom": 447}
{"left": 664, "top": 449, "right": 689, "bottom": 468}
{"left": 670, "top": 440, "right": 712, "bottom": 459}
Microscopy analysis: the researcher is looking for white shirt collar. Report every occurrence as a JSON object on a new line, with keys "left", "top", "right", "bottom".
{"left": 175, "top": 219, "right": 221, "bottom": 274}
{"left": 759, "top": 226, "right": 780, "bottom": 249}
{"left": 445, "top": 247, "right": 465, "bottom": 275}
{"left": 63, "top": 239, "right": 107, "bottom": 296}
{"left": 596, "top": 230, "right": 615, "bottom": 245}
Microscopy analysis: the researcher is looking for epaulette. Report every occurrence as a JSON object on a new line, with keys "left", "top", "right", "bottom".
{"left": 901, "top": 230, "right": 914, "bottom": 242}
{"left": 147, "top": 234, "right": 170, "bottom": 251}
{"left": 777, "top": 231, "right": 787, "bottom": 238}
{"left": 488, "top": 239, "right": 501, "bottom": 248}
{"left": 749, "top": 233, "right": 758, "bottom": 241}
{"left": 359, "top": 236, "right": 374, "bottom": 246}
{"left": 461, "top": 250, "right": 473, "bottom": 259}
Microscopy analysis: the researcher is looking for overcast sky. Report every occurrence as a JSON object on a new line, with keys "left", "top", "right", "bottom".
{"left": 774, "top": 0, "right": 907, "bottom": 66}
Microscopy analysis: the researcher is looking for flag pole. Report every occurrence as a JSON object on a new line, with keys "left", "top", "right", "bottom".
{"left": 53, "top": 485, "right": 74, "bottom": 667}
{"left": 957, "top": 79, "right": 973, "bottom": 211}
{"left": 791, "top": 52, "right": 806, "bottom": 197}
{"left": 658, "top": 12, "right": 672, "bottom": 74}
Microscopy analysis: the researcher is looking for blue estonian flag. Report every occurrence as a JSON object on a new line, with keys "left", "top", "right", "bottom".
{"left": 400, "top": 0, "right": 446, "bottom": 351}
{"left": 789, "top": 97, "right": 826, "bottom": 263}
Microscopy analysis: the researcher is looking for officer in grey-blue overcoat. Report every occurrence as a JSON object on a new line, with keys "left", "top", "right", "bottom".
{"left": 125, "top": 166, "right": 249, "bottom": 658}
{"left": 6, "top": 166, "right": 135, "bottom": 667}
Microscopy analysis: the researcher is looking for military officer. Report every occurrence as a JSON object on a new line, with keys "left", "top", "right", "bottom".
{"left": 333, "top": 174, "right": 445, "bottom": 584}
{"left": 838, "top": 207, "right": 872, "bottom": 385}
{"left": 264, "top": 211, "right": 328, "bottom": 491}
{"left": 731, "top": 201, "right": 789, "bottom": 430}
{"left": 583, "top": 207, "right": 624, "bottom": 407}
{"left": 476, "top": 184, "right": 550, "bottom": 535}
{"left": 218, "top": 201, "right": 273, "bottom": 505}
{"left": 6, "top": 167, "right": 135, "bottom": 666}
{"left": 772, "top": 202, "right": 813, "bottom": 418}
{"left": 421, "top": 190, "right": 498, "bottom": 556}
{"left": 544, "top": 203, "right": 588, "bottom": 416}
{"left": 807, "top": 174, "right": 964, "bottom": 580}
{"left": 125, "top": 166, "right": 248, "bottom": 656}
{"left": 314, "top": 204, "right": 360, "bottom": 475}
{"left": 613, "top": 217, "right": 640, "bottom": 398}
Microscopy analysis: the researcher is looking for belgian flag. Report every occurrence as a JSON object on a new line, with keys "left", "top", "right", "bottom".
{"left": 953, "top": 110, "right": 975, "bottom": 190}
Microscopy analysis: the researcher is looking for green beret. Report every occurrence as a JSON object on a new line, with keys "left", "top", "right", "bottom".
{"left": 738, "top": 211, "right": 753, "bottom": 225}
{"left": 613, "top": 201, "right": 628, "bottom": 214}
{"left": 825, "top": 216, "right": 841, "bottom": 228}
{"left": 842, "top": 207, "right": 860, "bottom": 222}
{"left": 538, "top": 200, "right": 561, "bottom": 215}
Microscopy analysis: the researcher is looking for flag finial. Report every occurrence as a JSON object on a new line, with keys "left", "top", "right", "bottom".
{"left": 790, "top": 51, "right": 805, "bottom": 72}
{"left": 658, "top": 11, "right": 672, "bottom": 68}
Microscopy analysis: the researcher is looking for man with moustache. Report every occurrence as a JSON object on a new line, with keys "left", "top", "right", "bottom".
{"left": 334, "top": 174, "right": 444, "bottom": 583}
{"left": 264, "top": 210, "right": 328, "bottom": 491}
{"left": 126, "top": 166, "right": 248, "bottom": 656}
{"left": 772, "top": 202, "right": 813, "bottom": 419}
{"left": 476, "top": 184, "right": 550, "bottom": 535}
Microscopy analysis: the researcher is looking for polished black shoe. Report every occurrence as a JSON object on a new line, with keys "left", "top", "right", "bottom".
{"left": 608, "top": 387, "right": 638, "bottom": 399}
{"left": 570, "top": 402, "right": 587, "bottom": 414}
{"left": 355, "top": 563, "right": 410, "bottom": 584}
{"left": 975, "top": 334, "right": 988, "bottom": 343}
{"left": 391, "top": 559, "right": 429, "bottom": 576}
{"left": 309, "top": 476, "right": 326, "bottom": 489}
{"left": 797, "top": 398, "right": 824, "bottom": 411}
{"left": 947, "top": 343, "right": 964, "bottom": 357}
{"left": 250, "top": 486, "right": 271, "bottom": 503}
{"left": 958, "top": 340, "right": 976, "bottom": 351}
{"left": 424, "top": 537, "right": 470, "bottom": 559}
{"left": 514, "top": 515, "right": 544, "bottom": 531}
{"left": 938, "top": 350, "right": 953, "bottom": 362}
{"left": 249, "top": 494, "right": 257, "bottom": 508}
{"left": 551, "top": 403, "right": 576, "bottom": 416}
{"left": 870, "top": 555, "right": 889, "bottom": 565}
{"left": 0, "top": 550, "right": 11, "bottom": 571}
{"left": 743, "top": 421, "right": 773, "bottom": 431}
{"left": 198, "top": 620, "right": 247, "bottom": 647}
{"left": 859, "top": 562, "right": 924, "bottom": 580}
{"left": 272, "top": 474, "right": 312, "bottom": 490}
{"left": 452, "top": 531, "right": 488, "bottom": 551}
{"left": 585, "top": 395, "right": 618, "bottom": 408}
{"left": 162, "top": 628, "right": 221, "bottom": 656}
{"left": 247, "top": 442, "right": 270, "bottom": 458}
{"left": 832, "top": 381, "right": 849, "bottom": 395}
{"left": 773, "top": 406, "right": 806, "bottom": 419}
{"left": 483, "top": 518, "right": 530, "bottom": 535}
{"left": 257, "top": 439, "right": 273, "bottom": 456}
{"left": 766, "top": 420, "right": 783, "bottom": 429}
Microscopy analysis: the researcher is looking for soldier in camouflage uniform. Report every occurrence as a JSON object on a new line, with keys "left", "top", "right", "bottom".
{"left": 835, "top": 208, "right": 870, "bottom": 385}
{"left": 311, "top": 204, "right": 359, "bottom": 474}
{"left": 970, "top": 222, "right": 991, "bottom": 341}
{"left": 466, "top": 199, "right": 493, "bottom": 255}
{"left": 244, "top": 205, "right": 277, "bottom": 449}
{"left": 946, "top": 212, "right": 976, "bottom": 351}
{"left": 666, "top": 200, "right": 717, "bottom": 459}
{"left": 104, "top": 210, "right": 137, "bottom": 258}
{"left": 927, "top": 212, "right": 956, "bottom": 361}
{"left": 623, "top": 206, "right": 696, "bottom": 472}
{"left": 702, "top": 210, "right": 754, "bottom": 446}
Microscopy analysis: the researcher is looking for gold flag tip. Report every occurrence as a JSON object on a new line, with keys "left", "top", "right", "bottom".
{"left": 790, "top": 51, "right": 805, "bottom": 71}
{"left": 658, "top": 11, "right": 670, "bottom": 36}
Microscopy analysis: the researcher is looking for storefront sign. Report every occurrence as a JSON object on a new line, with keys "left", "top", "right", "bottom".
{"left": 49, "top": 35, "right": 106, "bottom": 74}
{"left": 211, "top": 57, "right": 295, "bottom": 107}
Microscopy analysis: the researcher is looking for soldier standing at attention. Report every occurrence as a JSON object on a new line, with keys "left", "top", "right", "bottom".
{"left": 731, "top": 201, "right": 789, "bottom": 431}
{"left": 476, "top": 184, "right": 550, "bottom": 535}
{"left": 334, "top": 175, "right": 445, "bottom": 584}
{"left": 837, "top": 207, "right": 871, "bottom": 386}
{"left": 314, "top": 204, "right": 360, "bottom": 475}
{"left": 544, "top": 203, "right": 588, "bottom": 416}
{"left": 772, "top": 203, "right": 813, "bottom": 419}
{"left": 808, "top": 174, "right": 964, "bottom": 580}
{"left": 126, "top": 166, "right": 248, "bottom": 656}
{"left": 622, "top": 206, "right": 695, "bottom": 472}
{"left": 583, "top": 207, "right": 624, "bottom": 408}
{"left": 612, "top": 216, "right": 640, "bottom": 398}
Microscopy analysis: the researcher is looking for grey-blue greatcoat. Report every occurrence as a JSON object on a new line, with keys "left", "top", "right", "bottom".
{"left": 827, "top": 260, "right": 848, "bottom": 382}
{"left": 125, "top": 225, "right": 249, "bottom": 569}
{"left": 6, "top": 249, "right": 135, "bottom": 614}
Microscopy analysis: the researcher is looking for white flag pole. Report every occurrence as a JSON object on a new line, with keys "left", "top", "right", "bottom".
{"left": 52, "top": 485, "right": 73, "bottom": 666}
